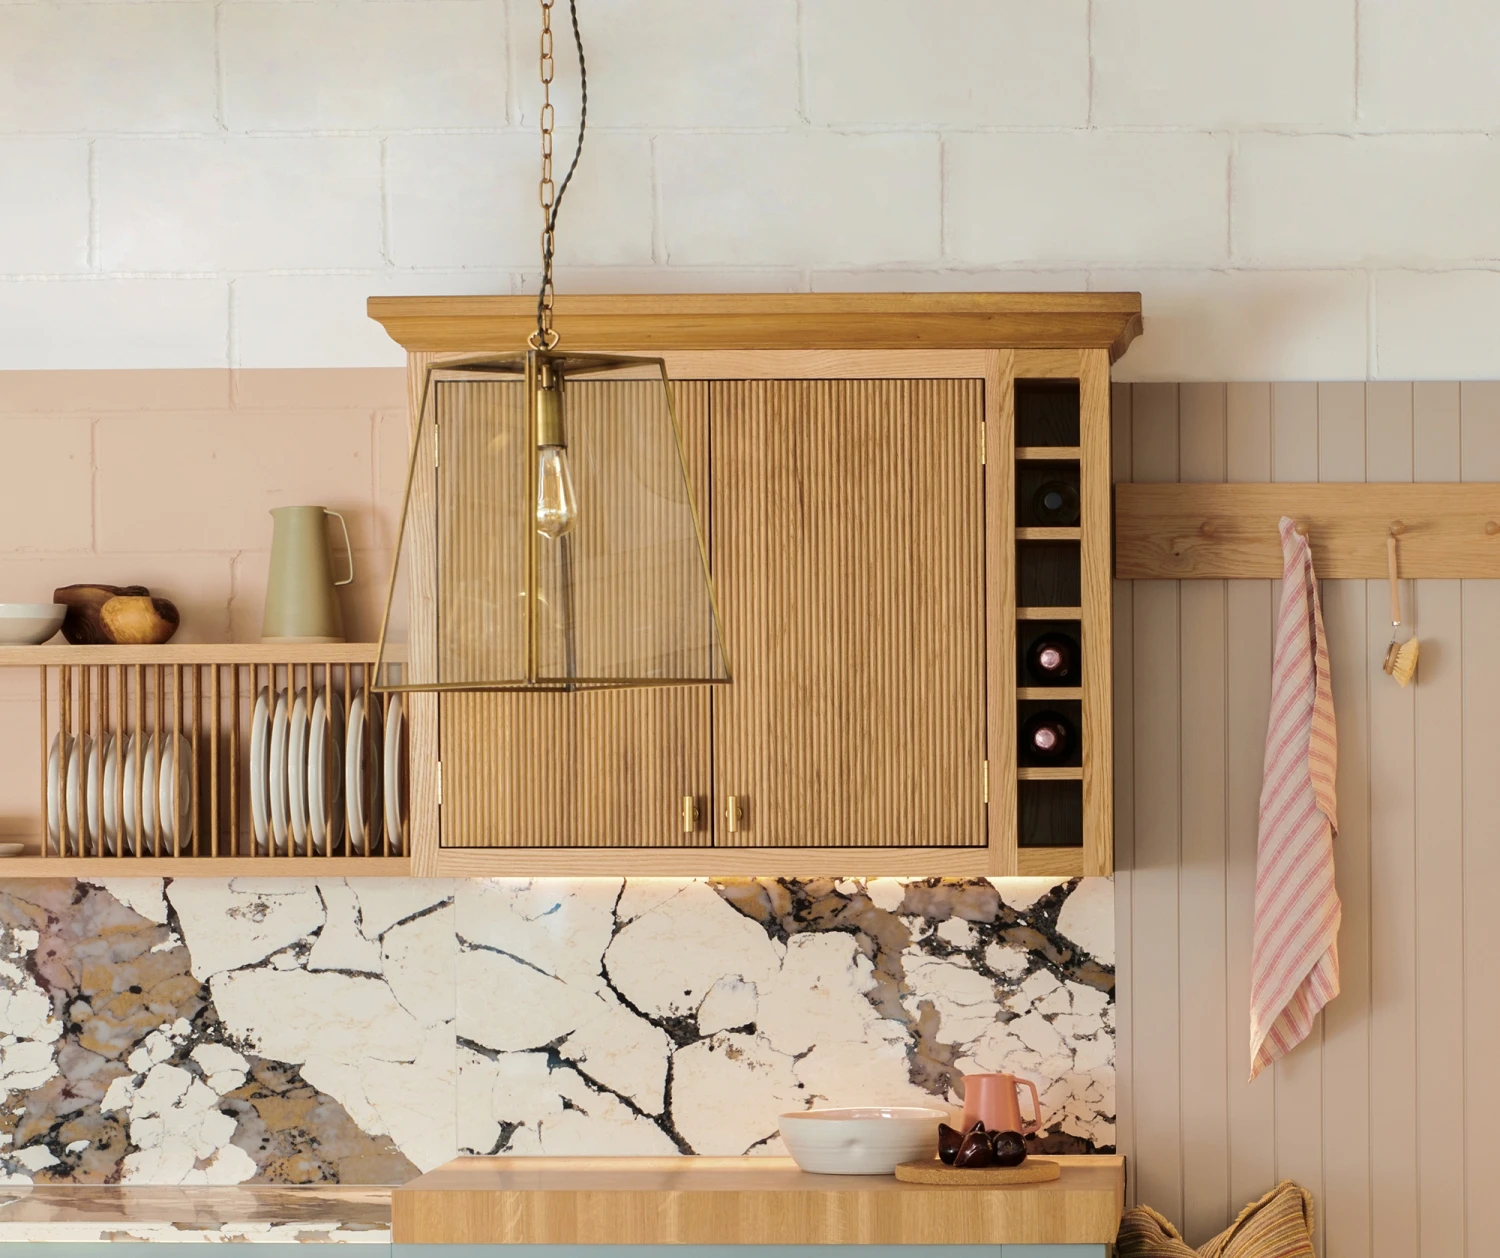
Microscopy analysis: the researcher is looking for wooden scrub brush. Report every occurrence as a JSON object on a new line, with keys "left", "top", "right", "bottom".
{"left": 1383, "top": 527, "right": 1418, "bottom": 686}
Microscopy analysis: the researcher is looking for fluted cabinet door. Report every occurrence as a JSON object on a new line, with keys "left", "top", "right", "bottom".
{"left": 439, "top": 382, "right": 712, "bottom": 848}
{"left": 709, "top": 379, "right": 987, "bottom": 848}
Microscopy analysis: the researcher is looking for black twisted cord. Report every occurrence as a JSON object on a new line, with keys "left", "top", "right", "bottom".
{"left": 536, "top": 0, "right": 587, "bottom": 343}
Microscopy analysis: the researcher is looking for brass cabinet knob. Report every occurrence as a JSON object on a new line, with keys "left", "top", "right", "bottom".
{"left": 725, "top": 795, "right": 744, "bottom": 833}
{"left": 681, "top": 795, "right": 700, "bottom": 833}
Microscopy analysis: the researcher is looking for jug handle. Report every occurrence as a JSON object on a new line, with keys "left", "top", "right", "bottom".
{"left": 325, "top": 510, "right": 355, "bottom": 587}
{"left": 1016, "top": 1077, "right": 1042, "bottom": 1135}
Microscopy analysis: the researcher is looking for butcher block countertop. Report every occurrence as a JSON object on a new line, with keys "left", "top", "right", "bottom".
{"left": 392, "top": 1155, "right": 1126, "bottom": 1246}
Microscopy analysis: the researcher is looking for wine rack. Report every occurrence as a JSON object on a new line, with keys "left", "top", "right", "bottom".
{"left": 1000, "top": 364, "right": 1112, "bottom": 877}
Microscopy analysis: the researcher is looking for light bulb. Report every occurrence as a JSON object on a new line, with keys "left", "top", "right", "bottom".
{"left": 536, "top": 444, "right": 578, "bottom": 538}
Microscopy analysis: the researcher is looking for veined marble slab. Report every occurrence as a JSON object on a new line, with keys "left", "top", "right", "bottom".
{"left": 0, "top": 876, "right": 1113, "bottom": 1187}
{"left": 0, "top": 1183, "right": 389, "bottom": 1243}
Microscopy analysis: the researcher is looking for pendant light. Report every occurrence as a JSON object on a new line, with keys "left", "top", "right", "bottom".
{"left": 374, "top": 0, "right": 729, "bottom": 693}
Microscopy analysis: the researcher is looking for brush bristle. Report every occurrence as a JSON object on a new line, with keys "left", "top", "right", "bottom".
{"left": 1391, "top": 638, "right": 1419, "bottom": 686}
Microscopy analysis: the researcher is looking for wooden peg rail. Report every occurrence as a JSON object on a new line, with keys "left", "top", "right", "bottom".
{"left": 1115, "top": 483, "right": 1500, "bottom": 579}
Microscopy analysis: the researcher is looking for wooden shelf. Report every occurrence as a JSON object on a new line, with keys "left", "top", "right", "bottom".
{"left": 1017, "top": 847, "right": 1085, "bottom": 876}
{"left": 392, "top": 1155, "right": 1125, "bottom": 1247}
{"left": 0, "top": 643, "right": 386, "bottom": 667}
{"left": 1017, "top": 526, "right": 1082, "bottom": 542}
{"left": 1116, "top": 481, "right": 1500, "bottom": 578}
{"left": 1018, "top": 765, "right": 1084, "bottom": 780}
{"left": 1018, "top": 686, "right": 1083, "bottom": 700}
{"left": 1016, "top": 606, "right": 1082, "bottom": 620}
{"left": 1016, "top": 445, "right": 1081, "bottom": 461}
{"left": 0, "top": 856, "right": 411, "bottom": 877}
{"left": 430, "top": 846, "right": 997, "bottom": 878}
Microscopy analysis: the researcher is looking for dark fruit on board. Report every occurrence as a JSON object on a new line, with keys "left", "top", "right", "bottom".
{"left": 990, "top": 1129, "right": 1027, "bottom": 1167}
{"left": 953, "top": 1128, "right": 994, "bottom": 1168}
{"left": 937, "top": 1122, "right": 965, "bottom": 1165}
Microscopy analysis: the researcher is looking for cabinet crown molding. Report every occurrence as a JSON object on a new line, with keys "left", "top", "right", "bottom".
{"left": 367, "top": 292, "right": 1143, "bottom": 361}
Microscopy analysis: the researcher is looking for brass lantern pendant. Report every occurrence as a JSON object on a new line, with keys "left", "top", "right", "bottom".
{"left": 375, "top": 0, "right": 728, "bottom": 694}
{"left": 374, "top": 348, "right": 728, "bottom": 692}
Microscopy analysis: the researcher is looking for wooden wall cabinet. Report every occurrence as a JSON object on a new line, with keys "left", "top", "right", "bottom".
{"left": 369, "top": 295, "right": 1139, "bottom": 878}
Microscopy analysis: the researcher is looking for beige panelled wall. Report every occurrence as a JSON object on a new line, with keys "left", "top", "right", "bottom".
{"left": 1112, "top": 381, "right": 1500, "bottom": 1256}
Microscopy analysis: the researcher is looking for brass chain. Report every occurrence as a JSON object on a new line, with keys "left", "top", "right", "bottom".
{"left": 532, "top": 0, "right": 585, "bottom": 351}
{"left": 534, "top": 0, "right": 557, "bottom": 348}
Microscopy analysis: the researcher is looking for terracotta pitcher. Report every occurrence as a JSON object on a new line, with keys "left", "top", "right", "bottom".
{"left": 959, "top": 1072, "right": 1042, "bottom": 1135}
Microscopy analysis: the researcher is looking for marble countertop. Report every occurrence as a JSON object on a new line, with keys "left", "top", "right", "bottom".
{"left": 0, "top": 1185, "right": 391, "bottom": 1244}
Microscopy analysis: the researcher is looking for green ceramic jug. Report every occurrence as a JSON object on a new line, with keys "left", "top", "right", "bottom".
{"left": 260, "top": 506, "right": 353, "bottom": 643}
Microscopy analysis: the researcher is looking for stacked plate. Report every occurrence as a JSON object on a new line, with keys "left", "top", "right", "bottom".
{"left": 251, "top": 687, "right": 405, "bottom": 856}
{"left": 47, "top": 731, "right": 193, "bottom": 855}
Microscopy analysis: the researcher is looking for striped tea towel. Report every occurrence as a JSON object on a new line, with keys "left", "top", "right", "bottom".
{"left": 1248, "top": 517, "right": 1340, "bottom": 1080}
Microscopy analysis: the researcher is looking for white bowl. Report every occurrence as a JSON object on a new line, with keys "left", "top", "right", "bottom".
{"left": 778, "top": 1106, "right": 948, "bottom": 1176}
{"left": 0, "top": 604, "right": 66, "bottom": 646}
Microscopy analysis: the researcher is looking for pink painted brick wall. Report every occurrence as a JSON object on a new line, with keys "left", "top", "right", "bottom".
{"left": 0, "top": 366, "right": 408, "bottom": 837}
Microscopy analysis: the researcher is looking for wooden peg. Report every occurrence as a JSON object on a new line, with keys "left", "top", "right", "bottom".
{"left": 1293, "top": 522, "right": 1309, "bottom": 537}
{"left": 1389, "top": 520, "right": 1406, "bottom": 537}
{"left": 1485, "top": 520, "right": 1499, "bottom": 537}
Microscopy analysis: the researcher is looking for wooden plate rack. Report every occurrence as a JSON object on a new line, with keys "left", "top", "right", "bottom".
{"left": 0, "top": 643, "right": 410, "bottom": 875}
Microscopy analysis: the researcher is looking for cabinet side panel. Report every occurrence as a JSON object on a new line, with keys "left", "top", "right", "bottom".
{"left": 1080, "top": 350, "right": 1114, "bottom": 875}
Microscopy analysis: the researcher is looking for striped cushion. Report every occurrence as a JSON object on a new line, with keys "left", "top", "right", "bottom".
{"left": 1118, "top": 1182, "right": 1315, "bottom": 1258}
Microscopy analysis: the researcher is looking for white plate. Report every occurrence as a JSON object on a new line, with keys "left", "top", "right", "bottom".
{"left": 121, "top": 734, "right": 156, "bottom": 853}
{"left": 288, "top": 689, "right": 310, "bottom": 855}
{"left": 383, "top": 693, "right": 404, "bottom": 856}
{"left": 250, "top": 688, "right": 271, "bottom": 852}
{"left": 0, "top": 843, "right": 25, "bottom": 858}
{"left": 345, "top": 694, "right": 383, "bottom": 853}
{"left": 269, "top": 691, "right": 290, "bottom": 855}
{"left": 86, "top": 733, "right": 114, "bottom": 854}
{"left": 46, "top": 734, "right": 85, "bottom": 853}
{"left": 142, "top": 734, "right": 193, "bottom": 849}
{"left": 308, "top": 688, "right": 345, "bottom": 854}
{"left": 101, "top": 733, "right": 137, "bottom": 856}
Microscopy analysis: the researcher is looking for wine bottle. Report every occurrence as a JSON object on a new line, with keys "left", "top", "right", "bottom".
{"left": 1031, "top": 479, "right": 1080, "bottom": 527}
{"left": 1025, "top": 632, "right": 1079, "bottom": 686}
{"left": 1021, "top": 710, "right": 1074, "bottom": 766}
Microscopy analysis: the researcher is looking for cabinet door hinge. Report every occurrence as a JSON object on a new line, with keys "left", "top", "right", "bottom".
{"left": 979, "top": 420, "right": 986, "bottom": 466}
{"left": 436, "top": 760, "right": 443, "bottom": 807}
{"left": 982, "top": 759, "right": 989, "bottom": 805}
{"left": 433, "top": 424, "right": 440, "bottom": 469}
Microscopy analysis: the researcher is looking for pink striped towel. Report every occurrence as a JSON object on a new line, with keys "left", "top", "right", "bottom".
{"left": 1248, "top": 517, "right": 1341, "bottom": 1081}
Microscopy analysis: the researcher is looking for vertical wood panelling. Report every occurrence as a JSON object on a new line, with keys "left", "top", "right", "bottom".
{"left": 1362, "top": 385, "right": 1412, "bottom": 1258}
{"left": 1176, "top": 384, "right": 1230, "bottom": 1246}
{"left": 1120, "top": 379, "right": 1496, "bottom": 1257}
{"left": 1223, "top": 384, "right": 1278, "bottom": 1213}
{"left": 1412, "top": 383, "right": 1464, "bottom": 1258}
{"left": 1110, "top": 380, "right": 1137, "bottom": 1207}
{"left": 1127, "top": 383, "right": 1183, "bottom": 1226}
{"left": 1267, "top": 384, "right": 1325, "bottom": 1254}
{"left": 1460, "top": 383, "right": 1500, "bottom": 1255}
{"left": 1316, "top": 382, "right": 1371, "bottom": 1258}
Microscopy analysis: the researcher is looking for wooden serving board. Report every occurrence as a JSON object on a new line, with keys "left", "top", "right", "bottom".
{"left": 895, "top": 1157, "right": 1061, "bottom": 1186}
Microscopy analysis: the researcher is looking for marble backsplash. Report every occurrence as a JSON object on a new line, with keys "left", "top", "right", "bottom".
{"left": 0, "top": 876, "right": 1114, "bottom": 1184}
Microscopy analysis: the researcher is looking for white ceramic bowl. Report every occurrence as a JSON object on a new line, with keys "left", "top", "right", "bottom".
{"left": 0, "top": 603, "right": 66, "bottom": 646}
{"left": 778, "top": 1106, "right": 948, "bottom": 1176}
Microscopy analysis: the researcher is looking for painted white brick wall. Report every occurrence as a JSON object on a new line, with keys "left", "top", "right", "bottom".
{"left": 3, "top": 0, "right": 1500, "bottom": 379}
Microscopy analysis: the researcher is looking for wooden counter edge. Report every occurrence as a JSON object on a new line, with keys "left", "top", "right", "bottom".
{"left": 392, "top": 1156, "right": 1125, "bottom": 1247}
